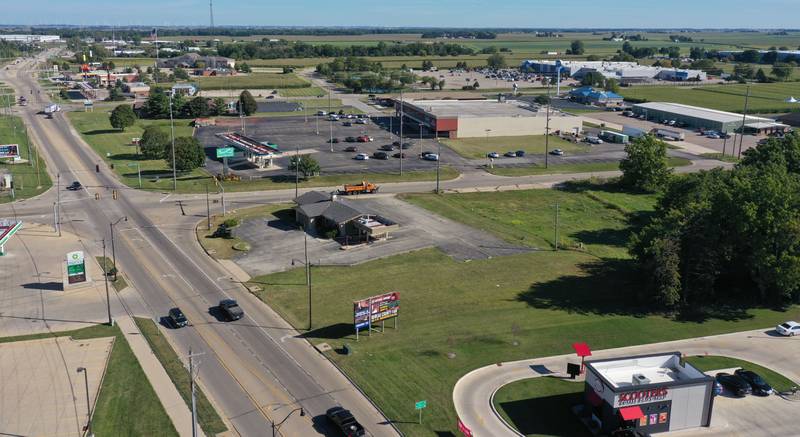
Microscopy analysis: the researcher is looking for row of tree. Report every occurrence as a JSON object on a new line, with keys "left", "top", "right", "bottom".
{"left": 626, "top": 133, "right": 800, "bottom": 310}
{"left": 217, "top": 40, "right": 473, "bottom": 60}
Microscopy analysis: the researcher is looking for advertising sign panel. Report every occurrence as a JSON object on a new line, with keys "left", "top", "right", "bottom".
{"left": 66, "top": 251, "right": 87, "bottom": 284}
{"left": 216, "top": 147, "right": 235, "bottom": 158}
{"left": 614, "top": 387, "right": 671, "bottom": 407}
{"left": 353, "top": 291, "right": 400, "bottom": 330}
{"left": 0, "top": 144, "right": 20, "bottom": 159}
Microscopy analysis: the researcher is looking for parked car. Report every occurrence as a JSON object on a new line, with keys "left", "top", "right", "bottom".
{"left": 401, "top": 142, "right": 413, "bottom": 149}
{"left": 734, "top": 369, "right": 773, "bottom": 396}
{"left": 504, "top": 151, "right": 517, "bottom": 157}
{"left": 356, "top": 135, "right": 373, "bottom": 142}
{"left": 342, "top": 121, "right": 352, "bottom": 127}
{"left": 218, "top": 299, "right": 244, "bottom": 321}
{"left": 716, "top": 372, "right": 752, "bottom": 397}
{"left": 550, "top": 149, "right": 565, "bottom": 156}
{"left": 168, "top": 307, "right": 188, "bottom": 328}
{"left": 316, "top": 110, "right": 327, "bottom": 116}
{"left": 66, "top": 181, "right": 82, "bottom": 191}
{"left": 354, "top": 153, "right": 369, "bottom": 161}
{"left": 422, "top": 153, "right": 439, "bottom": 161}
{"left": 373, "top": 151, "right": 389, "bottom": 160}
{"left": 329, "top": 137, "right": 340, "bottom": 143}
{"left": 355, "top": 118, "right": 368, "bottom": 124}
{"left": 585, "top": 136, "right": 604, "bottom": 145}
{"left": 487, "top": 152, "right": 500, "bottom": 159}
{"left": 326, "top": 407, "right": 365, "bottom": 437}
{"left": 380, "top": 144, "right": 395, "bottom": 151}
{"left": 344, "top": 146, "right": 358, "bottom": 152}
{"left": 392, "top": 152, "right": 407, "bottom": 159}
{"left": 391, "top": 141, "right": 401, "bottom": 148}
{"left": 345, "top": 137, "right": 357, "bottom": 143}
{"left": 776, "top": 321, "right": 800, "bottom": 336}
{"left": 706, "top": 133, "right": 721, "bottom": 139}
{"left": 266, "top": 95, "right": 275, "bottom": 99}
{"left": 515, "top": 150, "right": 526, "bottom": 157}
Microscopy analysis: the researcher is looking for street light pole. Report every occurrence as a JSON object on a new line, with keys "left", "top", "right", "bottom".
{"left": 109, "top": 216, "right": 127, "bottom": 282}
{"left": 102, "top": 240, "right": 111, "bottom": 325}
{"left": 435, "top": 130, "right": 441, "bottom": 194}
{"left": 206, "top": 184, "right": 211, "bottom": 230}
{"left": 77, "top": 367, "right": 91, "bottom": 436}
{"left": 399, "top": 90, "right": 404, "bottom": 176}
{"left": 295, "top": 146, "right": 299, "bottom": 198}
{"left": 545, "top": 96, "right": 551, "bottom": 169}
{"left": 738, "top": 86, "right": 751, "bottom": 159}
{"left": 271, "top": 407, "right": 306, "bottom": 437}
{"left": 304, "top": 229, "right": 311, "bottom": 331}
{"left": 168, "top": 93, "right": 177, "bottom": 191}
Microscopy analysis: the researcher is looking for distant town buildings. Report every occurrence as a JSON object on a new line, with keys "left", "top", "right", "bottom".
{"left": 521, "top": 60, "right": 708, "bottom": 84}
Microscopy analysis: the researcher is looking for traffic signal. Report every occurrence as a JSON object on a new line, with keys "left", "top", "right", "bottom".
{"left": 95, "top": 164, "right": 100, "bottom": 173}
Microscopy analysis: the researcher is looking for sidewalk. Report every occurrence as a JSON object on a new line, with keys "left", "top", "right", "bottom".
{"left": 116, "top": 315, "right": 194, "bottom": 437}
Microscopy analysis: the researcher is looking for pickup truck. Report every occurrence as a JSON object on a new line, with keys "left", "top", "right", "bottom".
{"left": 218, "top": 299, "right": 244, "bottom": 321}
{"left": 326, "top": 407, "right": 365, "bottom": 437}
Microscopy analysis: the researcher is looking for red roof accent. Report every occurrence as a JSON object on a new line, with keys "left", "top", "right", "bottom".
{"left": 572, "top": 342, "right": 592, "bottom": 357}
{"left": 619, "top": 406, "right": 644, "bottom": 421}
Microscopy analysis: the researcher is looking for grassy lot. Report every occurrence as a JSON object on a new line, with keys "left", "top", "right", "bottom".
{"left": 443, "top": 135, "right": 588, "bottom": 160}
{"left": 0, "top": 115, "right": 52, "bottom": 203}
{"left": 701, "top": 152, "right": 740, "bottom": 163}
{"left": 134, "top": 317, "right": 227, "bottom": 435}
{"left": 95, "top": 256, "right": 129, "bottom": 292}
{"left": 279, "top": 86, "right": 326, "bottom": 97}
{"left": 247, "top": 184, "right": 800, "bottom": 436}
{"left": 197, "top": 203, "right": 290, "bottom": 259}
{"left": 685, "top": 355, "right": 798, "bottom": 392}
{"left": 488, "top": 157, "right": 692, "bottom": 177}
{"left": 620, "top": 82, "right": 800, "bottom": 114}
{"left": 493, "top": 377, "right": 587, "bottom": 437}
{"left": 195, "top": 73, "right": 311, "bottom": 90}
{"left": 0, "top": 324, "right": 178, "bottom": 436}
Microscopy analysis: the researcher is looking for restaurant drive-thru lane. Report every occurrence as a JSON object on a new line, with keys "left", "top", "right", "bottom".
{"left": 0, "top": 55, "right": 398, "bottom": 437}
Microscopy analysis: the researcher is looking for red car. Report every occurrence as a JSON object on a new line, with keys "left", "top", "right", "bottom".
{"left": 356, "top": 135, "right": 373, "bottom": 142}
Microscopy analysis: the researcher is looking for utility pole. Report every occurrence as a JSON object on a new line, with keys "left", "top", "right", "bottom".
{"left": 109, "top": 216, "right": 127, "bottom": 282}
{"left": 169, "top": 93, "right": 177, "bottom": 190}
{"left": 738, "top": 86, "right": 750, "bottom": 159}
{"left": 329, "top": 90, "right": 333, "bottom": 152}
{"left": 102, "top": 240, "right": 112, "bottom": 325}
{"left": 206, "top": 184, "right": 211, "bottom": 230}
{"left": 545, "top": 83, "right": 551, "bottom": 169}
{"left": 304, "top": 229, "right": 312, "bottom": 331}
{"left": 56, "top": 173, "right": 61, "bottom": 236}
{"left": 554, "top": 203, "right": 560, "bottom": 251}
{"left": 187, "top": 348, "right": 204, "bottom": 437}
{"left": 76, "top": 367, "right": 91, "bottom": 436}
{"left": 435, "top": 130, "right": 441, "bottom": 194}
{"left": 295, "top": 146, "right": 300, "bottom": 198}
{"left": 399, "top": 90, "right": 404, "bottom": 176}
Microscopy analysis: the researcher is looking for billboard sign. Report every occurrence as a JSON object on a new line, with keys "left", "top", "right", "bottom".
{"left": 614, "top": 387, "right": 671, "bottom": 408}
{"left": 216, "top": 147, "right": 235, "bottom": 158}
{"left": 0, "top": 144, "right": 20, "bottom": 159}
{"left": 353, "top": 292, "right": 399, "bottom": 330}
{"left": 66, "top": 251, "right": 87, "bottom": 284}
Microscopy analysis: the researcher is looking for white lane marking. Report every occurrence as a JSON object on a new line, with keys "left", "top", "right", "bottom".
{"left": 160, "top": 194, "right": 172, "bottom": 203}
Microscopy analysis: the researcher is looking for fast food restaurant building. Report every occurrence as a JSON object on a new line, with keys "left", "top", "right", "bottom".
{"left": 583, "top": 352, "right": 715, "bottom": 434}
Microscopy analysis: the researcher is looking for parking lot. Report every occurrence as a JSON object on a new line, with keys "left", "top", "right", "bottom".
{"left": 195, "top": 115, "right": 467, "bottom": 178}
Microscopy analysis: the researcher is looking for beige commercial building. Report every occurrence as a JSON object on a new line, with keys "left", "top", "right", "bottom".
{"left": 395, "top": 98, "right": 582, "bottom": 139}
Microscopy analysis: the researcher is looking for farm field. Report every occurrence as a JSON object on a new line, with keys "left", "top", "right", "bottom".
{"left": 248, "top": 183, "right": 800, "bottom": 436}
{"left": 620, "top": 82, "right": 800, "bottom": 113}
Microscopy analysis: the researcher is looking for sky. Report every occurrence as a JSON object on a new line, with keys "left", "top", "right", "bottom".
{"left": 2, "top": 0, "right": 800, "bottom": 28}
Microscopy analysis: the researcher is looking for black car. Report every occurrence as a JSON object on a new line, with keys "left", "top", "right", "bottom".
{"left": 67, "top": 181, "right": 82, "bottom": 191}
{"left": 380, "top": 144, "right": 395, "bottom": 151}
{"left": 329, "top": 137, "right": 339, "bottom": 143}
{"left": 401, "top": 142, "right": 413, "bottom": 149}
{"left": 168, "top": 307, "right": 188, "bottom": 328}
{"left": 344, "top": 146, "right": 358, "bottom": 152}
{"left": 734, "top": 369, "right": 773, "bottom": 396}
{"left": 515, "top": 150, "right": 526, "bottom": 157}
{"left": 326, "top": 407, "right": 365, "bottom": 437}
{"left": 342, "top": 121, "right": 352, "bottom": 126}
{"left": 345, "top": 137, "right": 357, "bottom": 143}
{"left": 716, "top": 372, "right": 752, "bottom": 397}
{"left": 392, "top": 152, "right": 407, "bottom": 159}
{"left": 218, "top": 299, "right": 244, "bottom": 321}
{"left": 373, "top": 151, "right": 389, "bottom": 160}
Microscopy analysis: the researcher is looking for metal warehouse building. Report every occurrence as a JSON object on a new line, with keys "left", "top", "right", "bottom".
{"left": 633, "top": 102, "right": 790, "bottom": 134}
{"left": 581, "top": 352, "right": 715, "bottom": 435}
{"left": 395, "top": 99, "right": 583, "bottom": 139}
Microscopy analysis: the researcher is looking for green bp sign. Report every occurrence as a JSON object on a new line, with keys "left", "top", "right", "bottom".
{"left": 216, "top": 147, "right": 235, "bottom": 158}
{"left": 66, "top": 251, "right": 87, "bottom": 284}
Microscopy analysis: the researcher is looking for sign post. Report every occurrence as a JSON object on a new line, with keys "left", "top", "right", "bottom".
{"left": 66, "top": 251, "right": 87, "bottom": 284}
{"left": 354, "top": 291, "right": 399, "bottom": 341}
{"left": 415, "top": 400, "right": 427, "bottom": 425}
{"left": 216, "top": 147, "right": 234, "bottom": 177}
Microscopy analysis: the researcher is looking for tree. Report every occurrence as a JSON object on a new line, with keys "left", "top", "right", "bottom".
{"left": 238, "top": 90, "right": 257, "bottom": 116}
{"left": 186, "top": 96, "right": 210, "bottom": 118}
{"left": 772, "top": 62, "right": 794, "bottom": 81}
{"left": 438, "top": 79, "right": 446, "bottom": 90}
{"left": 288, "top": 154, "right": 320, "bottom": 179}
{"left": 144, "top": 87, "right": 170, "bottom": 119}
{"left": 173, "top": 67, "right": 190, "bottom": 80}
{"left": 210, "top": 97, "right": 227, "bottom": 116}
{"left": 165, "top": 137, "right": 205, "bottom": 172}
{"left": 733, "top": 63, "right": 755, "bottom": 79}
{"left": 106, "top": 87, "right": 125, "bottom": 102}
{"left": 604, "top": 78, "right": 620, "bottom": 93}
{"left": 534, "top": 94, "right": 550, "bottom": 105}
{"left": 421, "top": 60, "right": 434, "bottom": 71}
{"left": 139, "top": 125, "right": 169, "bottom": 159}
{"left": 689, "top": 47, "right": 706, "bottom": 60}
{"left": 109, "top": 104, "right": 136, "bottom": 132}
{"left": 238, "top": 62, "right": 252, "bottom": 73}
{"left": 755, "top": 68, "right": 770, "bottom": 83}
{"left": 570, "top": 40, "right": 585, "bottom": 55}
{"left": 486, "top": 53, "right": 506, "bottom": 69}
{"left": 619, "top": 135, "right": 671, "bottom": 192}
{"left": 581, "top": 71, "right": 606, "bottom": 87}
{"left": 586, "top": 54, "right": 600, "bottom": 61}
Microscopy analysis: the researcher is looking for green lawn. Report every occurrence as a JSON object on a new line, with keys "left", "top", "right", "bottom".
{"left": 620, "top": 82, "right": 800, "bottom": 114}
{"left": 196, "top": 73, "right": 311, "bottom": 90}
{"left": 443, "top": 135, "right": 589, "bottom": 160}
{"left": 0, "top": 115, "right": 52, "bottom": 203}
{"left": 493, "top": 377, "right": 587, "bottom": 437}
{"left": 0, "top": 324, "right": 178, "bottom": 436}
{"left": 488, "top": 157, "right": 692, "bottom": 177}
{"left": 197, "top": 203, "right": 291, "bottom": 259}
{"left": 248, "top": 184, "right": 800, "bottom": 436}
{"left": 700, "top": 153, "right": 740, "bottom": 163}
{"left": 95, "top": 256, "right": 129, "bottom": 292}
{"left": 279, "top": 86, "right": 326, "bottom": 97}
{"left": 685, "top": 355, "right": 798, "bottom": 392}
{"left": 134, "top": 318, "right": 227, "bottom": 435}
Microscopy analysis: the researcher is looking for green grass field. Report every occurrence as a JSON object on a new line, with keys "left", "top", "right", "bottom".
{"left": 134, "top": 318, "right": 227, "bottom": 435}
{"left": 443, "top": 135, "right": 589, "bottom": 160}
{"left": 196, "top": 73, "right": 311, "bottom": 90}
{"left": 488, "top": 157, "right": 692, "bottom": 177}
{"left": 620, "top": 82, "right": 800, "bottom": 114}
{"left": 0, "top": 324, "right": 178, "bottom": 436}
{"left": 95, "top": 256, "right": 129, "bottom": 292}
{"left": 247, "top": 184, "right": 800, "bottom": 436}
{"left": 279, "top": 86, "right": 326, "bottom": 97}
{"left": 0, "top": 115, "right": 52, "bottom": 203}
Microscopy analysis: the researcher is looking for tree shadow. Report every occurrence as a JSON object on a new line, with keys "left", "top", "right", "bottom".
{"left": 299, "top": 323, "right": 353, "bottom": 340}
{"left": 110, "top": 153, "right": 143, "bottom": 161}
{"left": 84, "top": 129, "right": 121, "bottom": 135}
{"left": 572, "top": 228, "right": 631, "bottom": 248}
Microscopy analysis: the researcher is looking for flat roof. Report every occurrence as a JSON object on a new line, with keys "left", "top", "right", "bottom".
{"left": 587, "top": 353, "right": 707, "bottom": 389}
{"left": 402, "top": 99, "right": 573, "bottom": 119}
{"left": 634, "top": 102, "right": 771, "bottom": 124}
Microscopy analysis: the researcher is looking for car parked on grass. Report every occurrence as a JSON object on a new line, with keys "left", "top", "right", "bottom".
{"left": 487, "top": 152, "right": 500, "bottom": 159}
{"left": 776, "top": 321, "right": 800, "bottom": 336}
{"left": 734, "top": 369, "right": 773, "bottom": 396}
{"left": 168, "top": 307, "right": 188, "bottom": 328}
{"left": 504, "top": 151, "right": 517, "bottom": 157}
{"left": 218, "top": 299, "right": 244, "bottom": 321}
{"left": 326, "top": 407, "right": 365, "bottom": 437}
{"left": 550, "top": 149, "right": 565, "bottom": 156}
{"left": 373, "top": 151, "right": 389, "bottom": 160}
{"left": 67, "top": 181, "right": 82, "bottom": 191}
{"left": 716, "top": 372, "right": 752, "bottom": 397}
{"left": 515, "top": 150, "right": 526, "bottom": 157}
{"left": 344, "top": 146, "right": 358, "bottom": 152}
{"left": 354, "top": 153, "right": 369, "bottom": 161}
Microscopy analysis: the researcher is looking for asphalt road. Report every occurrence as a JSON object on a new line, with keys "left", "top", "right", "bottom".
{"left": 1, "top": 53, "right": 398, "bottom": 437}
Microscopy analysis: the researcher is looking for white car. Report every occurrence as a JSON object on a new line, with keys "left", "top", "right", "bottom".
{"left": 776, "top": 321, "right": 800, "bottom": 336}
{"left": 316, "top": 110, "right": 327, "bottom": 116}
{"left": 354, "top": 153, "right": 369, "bottom": 161}
{"left": 356, "top": 118, "right": 368, "bottom": 124}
